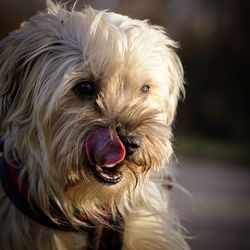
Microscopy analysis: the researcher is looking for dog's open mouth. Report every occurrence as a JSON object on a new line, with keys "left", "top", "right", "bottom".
{"left": 90, "top": 164, "right": 123, "bottom": 185}
{"left": 86, "top": 127, "right": 126, "bottom": 185}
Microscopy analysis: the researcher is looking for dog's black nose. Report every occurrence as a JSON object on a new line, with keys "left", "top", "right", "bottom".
{"left": 117, "top": 128, "right": 141, "bottom": 156}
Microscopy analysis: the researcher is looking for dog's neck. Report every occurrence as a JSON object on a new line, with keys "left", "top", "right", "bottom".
{"left": 0, "top": 148, "right": 124, "bottom": 250}
{"left": 0, "top": 152, "right": 89, "bottom": 231}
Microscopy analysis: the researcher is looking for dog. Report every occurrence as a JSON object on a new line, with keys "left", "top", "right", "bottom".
{"left": 0, "top": 2, "right": 189, "bottom": 250}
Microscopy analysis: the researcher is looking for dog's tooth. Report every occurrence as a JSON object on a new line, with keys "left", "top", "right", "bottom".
{"left": 101, "top": 171, "right": 121, "bottom": 180}
{"left": 104, "top": 163, "right": 116, "bottom": 168}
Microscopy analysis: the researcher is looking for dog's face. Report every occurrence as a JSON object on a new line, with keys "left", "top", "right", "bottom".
{"left": 0, "top": 3, "right": 183, "bottom": 215}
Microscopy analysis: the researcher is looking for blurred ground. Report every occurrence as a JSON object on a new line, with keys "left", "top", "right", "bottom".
{"left": 170, "top": 157, "right": 250, "bottom": 250}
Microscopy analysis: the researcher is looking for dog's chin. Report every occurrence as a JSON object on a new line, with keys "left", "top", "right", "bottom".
{"left": 89, "top": 162, "right": 125, "bottom": 185}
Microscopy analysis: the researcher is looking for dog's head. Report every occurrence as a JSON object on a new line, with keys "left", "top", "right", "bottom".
{"left": 0, "top": 2, "right": 183, "bottom": 218}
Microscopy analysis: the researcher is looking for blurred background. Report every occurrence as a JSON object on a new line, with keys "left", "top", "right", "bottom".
{"left": 0, "top": 0, "right": 249, "bottom": 249}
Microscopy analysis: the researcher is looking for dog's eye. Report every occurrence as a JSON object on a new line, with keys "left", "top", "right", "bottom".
{"left": 73, "top": 81, "right": 95, "bottom": 98}
{"left": 141, "top": 84, "right": 150, "bottom": 93}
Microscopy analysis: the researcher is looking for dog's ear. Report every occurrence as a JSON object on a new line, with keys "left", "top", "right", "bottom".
{"left": 0, "top": 5, "right": 68, "bottom": 133}
{"left": 165, "top": 44, "right": 185, "bottom": 126}
{"left": 0, "top": 36, "right": 23, "bottom": 131}
{"left": 0, "top": 14, "right": 56, "bottom": 132}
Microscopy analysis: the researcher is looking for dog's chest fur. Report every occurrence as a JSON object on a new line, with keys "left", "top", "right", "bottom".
{"left": 0, "top": 180, "right": 178, "bottom": 250}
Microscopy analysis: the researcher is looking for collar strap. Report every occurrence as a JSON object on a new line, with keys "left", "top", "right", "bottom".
{"left": 0, "top": 155, "right": 85, "bottom": 231}
{"left": 0, "top": 154, "right": 124, "bottom": 249}
{"left": 87, "top": 219, "right": 124, "bottom": 250}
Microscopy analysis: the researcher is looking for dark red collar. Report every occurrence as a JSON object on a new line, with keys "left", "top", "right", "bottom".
{"left": 0, "top": 152, "right": 124, "bottom": 249}
{"left": 0, "top": 154, "right": 86, "bottom": 231}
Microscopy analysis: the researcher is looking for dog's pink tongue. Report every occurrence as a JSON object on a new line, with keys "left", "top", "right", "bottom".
{"left": 86, "top": 128, "right": 125, "bottom": 167}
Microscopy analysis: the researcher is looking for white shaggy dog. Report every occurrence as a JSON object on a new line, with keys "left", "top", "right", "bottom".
{"left": 0, "top": 2, "right": 189, "bottom": 250}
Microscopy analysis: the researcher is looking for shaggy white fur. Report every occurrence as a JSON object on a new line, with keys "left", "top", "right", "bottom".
{"left": 0, "top": 1, "right": 189, "bottom": 249}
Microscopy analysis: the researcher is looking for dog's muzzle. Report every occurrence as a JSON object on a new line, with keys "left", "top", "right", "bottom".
{"left": 85, "top": 127, "right": 140, "bottom": 185}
